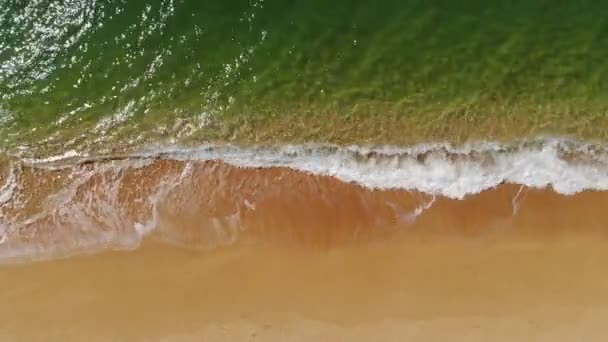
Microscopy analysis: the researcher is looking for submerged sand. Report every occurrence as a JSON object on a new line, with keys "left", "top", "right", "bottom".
{"left": 1, "top": 233, "right": 608, "bottom": 341}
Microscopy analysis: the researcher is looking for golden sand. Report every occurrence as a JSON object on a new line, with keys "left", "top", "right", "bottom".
{"left": 2, "top": 232, "right": 608, "bottom": 341}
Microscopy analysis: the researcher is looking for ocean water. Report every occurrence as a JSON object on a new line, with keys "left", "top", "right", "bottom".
{"left": 1, "top": 0, "right": 608, "bottom": 262}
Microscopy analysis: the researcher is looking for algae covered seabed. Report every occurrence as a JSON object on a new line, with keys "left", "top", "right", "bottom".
{"left": 1, "top": 0, "right": 608, "bottom": 153}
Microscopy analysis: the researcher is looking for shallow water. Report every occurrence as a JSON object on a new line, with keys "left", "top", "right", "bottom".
{"left": 1, "top": 139, "right": 608, "bottom": 262}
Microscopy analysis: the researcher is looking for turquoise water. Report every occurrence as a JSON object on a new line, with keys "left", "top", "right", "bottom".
{"left": 1, "top": 0, "right": 608, "bottom": 154}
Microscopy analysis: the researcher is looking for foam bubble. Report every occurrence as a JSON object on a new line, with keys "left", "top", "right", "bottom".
{"left": 3, "top": 137, "right": 608, "bottom": 262}
{"left": 19, "top": 137, "right": 608, "bottom": 199}
{"left": 128, "top": 138, "right": 608, "bottom": 199}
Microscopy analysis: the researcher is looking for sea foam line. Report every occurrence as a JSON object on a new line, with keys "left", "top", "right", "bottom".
{"left": 15, "top": 137, "right": 608, "bottom": 200}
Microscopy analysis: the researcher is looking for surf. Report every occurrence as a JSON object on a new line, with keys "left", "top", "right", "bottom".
{"left": 1, "top": 137, "right": 608, "bottom": 263}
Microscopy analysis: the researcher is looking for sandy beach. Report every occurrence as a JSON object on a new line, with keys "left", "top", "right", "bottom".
{"left": 2, "top": 231, "right": 608, "bottom": 341}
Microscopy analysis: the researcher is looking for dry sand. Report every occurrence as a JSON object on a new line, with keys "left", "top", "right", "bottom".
{"left": 1, "top": 232, "right": 608, "bottom": 341}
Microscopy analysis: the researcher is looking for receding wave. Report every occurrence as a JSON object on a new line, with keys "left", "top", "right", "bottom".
{"left": 1, "top": 138, "right": 608, "bottom": 263}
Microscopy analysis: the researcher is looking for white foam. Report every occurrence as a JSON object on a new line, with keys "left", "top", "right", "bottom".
{"left": 17, "top": 137, "right": 608, "bottom": 199}
{"left": 3, "top": 137, "right": 608, "bottom": 263}
{"left": 21, "top": 149, "right": 81, "bottom": 165}
{"left": 0, "top": 164, "right": 18, "bottom": 205}
{"left": 130, "top": 138, "right": 608, "bottom": 199}
{"left": 0, "top": 223, "right": 7, "bottom": 245}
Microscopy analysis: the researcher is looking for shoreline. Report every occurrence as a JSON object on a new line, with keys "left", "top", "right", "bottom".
{"left": 3, "top": 143, "right": 608, "bottom": 263}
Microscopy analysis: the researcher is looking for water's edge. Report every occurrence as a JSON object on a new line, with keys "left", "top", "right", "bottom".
{"left": 2, "top": 138, "right": 608, "bottom": 263}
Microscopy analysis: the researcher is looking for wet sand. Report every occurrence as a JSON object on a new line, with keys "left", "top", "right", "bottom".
{"left": 2, "top": 232, "right": 608, "bottom": 341}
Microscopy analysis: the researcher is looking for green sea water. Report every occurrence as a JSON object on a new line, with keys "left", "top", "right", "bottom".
{"left": 1, "top": 0, "right": 608, "bottom": 155}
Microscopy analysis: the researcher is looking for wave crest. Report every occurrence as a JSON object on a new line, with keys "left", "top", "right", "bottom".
{"left": 2, "top": 138, "right": 608, "bottom": 262}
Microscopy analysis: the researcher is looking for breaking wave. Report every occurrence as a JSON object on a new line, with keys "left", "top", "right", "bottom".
{"left": 1, "top": 137, "right": 608, "bottom": 263}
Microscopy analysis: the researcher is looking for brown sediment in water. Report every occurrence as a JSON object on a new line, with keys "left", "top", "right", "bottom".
{"left": 1, "top": 158, "right": 608, "bottom": 260}
{"left": 193, "top": 104, "right": 608, "bottom": 147}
